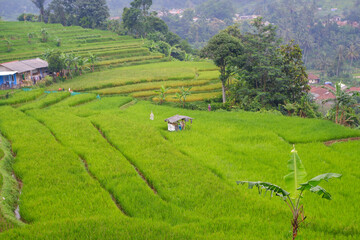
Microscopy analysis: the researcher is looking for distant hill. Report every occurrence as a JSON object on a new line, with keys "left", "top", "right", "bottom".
{"left": 0, "top": 0, "right": 355, "bottom": 21}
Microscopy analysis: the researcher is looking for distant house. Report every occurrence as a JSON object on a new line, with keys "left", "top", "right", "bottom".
{"left": 0, "top": 71, "right": 17, "bottom": 89}
{"left": 308, "top": 73, "right": 320, "bottom": 84}
{"left": 0, "top": 58, "right": 48, "bottom": 86}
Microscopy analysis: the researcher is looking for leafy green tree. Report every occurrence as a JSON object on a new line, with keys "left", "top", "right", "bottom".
{"left": 346, "top": 44, "right": 359, "bottom": 73}
{"left": 323, "top": 82, "right": 360, "bottom": 127}
{"left": 201, "top": 30, "right": 243, "bottom": 103}
{"left": 279, "top": 40, "right": 309, "bottom": 103}
{"left": 47, "top": 51, "right": 65, "bottom": 79}
{"left": 122, "top": 7, "right": 144, "bottom": 37}
{"left": 155, "top": 85, "right": 170, "bottom": 104}
{"left": 87, "top": 53, "right": 99, "bottom": 72}
{"left": 175, "top": 87, "right": 192, "bottom": 108}
{"left": 76, "top": 0, "right": 109, "bottom": 28}
{"left": 31, "top": 0, "right": 46, "bottom": 22}
{"left": 40, "top": 28, "right": 48, "bottom": 42}
{"left": 238, "top": 147, "right": 342, "bottom": 240}
{"left": 77, "top": 57, "right": 87, "bottom": 75}
{"left": 336, "top": 45, "right": 346, "bottom": 76}
{"left": 130, "top": 0, "right": 152, "bottom": 16}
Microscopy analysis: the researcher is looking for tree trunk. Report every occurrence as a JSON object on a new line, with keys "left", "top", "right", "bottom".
{"left": 221, "top": 81, "right": 226, "bottom": 104}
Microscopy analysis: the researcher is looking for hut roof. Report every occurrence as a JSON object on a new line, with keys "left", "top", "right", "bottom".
{"left": 1, "top": 61, "right": 35, "bottom": 73}
{"left": 21, "top": 58, "right": 48, "bottom": 69}
{"left": 0, "top": 58, "right": 48, "bottom": 73}
{"left": 164, "top": 115, "right": 193, "bottom": 123}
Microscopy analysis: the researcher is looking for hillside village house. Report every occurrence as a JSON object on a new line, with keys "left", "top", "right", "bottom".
{"left": 308, "top": 73, "right": 320, "bottom": 84}
{"left": 0, "top": 71, "right": 17, "bottom": 89}
{"left": 0, "top": 58, "right": 48, "bottom": 88}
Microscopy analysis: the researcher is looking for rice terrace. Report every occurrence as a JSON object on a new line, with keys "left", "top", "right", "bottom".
{"left": 1, "top": 1, "right": 360, "bottom": 239}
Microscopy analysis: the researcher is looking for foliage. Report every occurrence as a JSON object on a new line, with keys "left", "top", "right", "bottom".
{"left": 31, "top": 0, "right": 46, "bottom": 22}
{"left": 17, "top": 13, "right": 38, "bottom": 22}
{"left": 155, "top": 85, "right": 170, "bottom": 104}
{"left": 323, "top": 82, "right": 360, "bottom": 127}
{"left": 46, "top": 0, "right": 109, "bottom": 28}
{"left": 174, "top": 86, "right": 192, "bottom": 108}
{"left": 201, "top": 30, "right": 243, "bottom": 103}
{"left": 238, "top": 147, "right": 342, "bottom": 239}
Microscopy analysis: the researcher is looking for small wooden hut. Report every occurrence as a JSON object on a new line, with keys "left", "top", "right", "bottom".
{"left": 165, "top": 115, "right": 193, "bottom": 132}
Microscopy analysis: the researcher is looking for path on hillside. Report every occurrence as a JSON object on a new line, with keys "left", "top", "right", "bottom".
{"left": 119, "top": 99, "right": 137, "bottom": 110}
{"left": 324, "top": 137, "right": 360, "bottom": 146}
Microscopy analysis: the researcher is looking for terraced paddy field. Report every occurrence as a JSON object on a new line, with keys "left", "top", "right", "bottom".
{"left": 0, "top": 91, "right": 359, "bottom": 239}
{"left": 47, "top": 61, "right": 222, "bottom": 102}
{"left": 0, "top": 22, "right": 165, "bottom": 68}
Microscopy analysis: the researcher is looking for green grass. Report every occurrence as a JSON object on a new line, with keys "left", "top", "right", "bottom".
{"left": 0, "top": 89, "right": 44, "bottom": 106}
{"left": 0, "top": 22, "right": 164, "bottom": 71}
{"left": 48, "top": 62, "right": 213, "bottom": 91}
{"left": 0, "top": 98, "right": 359, "bottom": 239}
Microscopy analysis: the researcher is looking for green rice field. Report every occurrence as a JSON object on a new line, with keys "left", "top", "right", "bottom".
{"left": 0, "top": 91, "right": 359, "bottom": 239}
{"left": 0, "top": 22, "right": 165, "bottom": 68}
{"left": 1, "top": 21, "right": 360, "bottom": 239}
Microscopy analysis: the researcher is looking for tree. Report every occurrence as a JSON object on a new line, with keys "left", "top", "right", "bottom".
{"left": 346, "top": 44, "right": 359, "bottom": 73}
{"left": 87, "top": 53, "right": 98, "bottom": 72}
{"left": 279, "top": 40, "right": 309, "bottom": 103}
{"left": 238, "top": 147, "right": 342, "bottom": 240}
{"left": 323, "top": 82, "right": 360, "bottom": 127}
{"left": 76, "top": 0, "right": 110, "bottom": 28}
{"left": 155, "top": 85, "right": 170, "bottom": 104}
{"left": 122, "top": 7, "right": 144, "bottom": 37}
{"left": 47, "top": 51, "right": 65, "bottom": 79}
{"left": 201, "top": 30, "right": 243, "bottom": 103}
{"left": 31, "top": 0, "right": 46, "bottom": 22}
{"left": 77, "top": 57, "right": 87, "bottom": 75}
{"left": 175, "top": 86, "right": 192, "bottom": 108}
{"left": 130, "top": 0, "right": 152, "bottom": 16}
{"left": 336, "top": 45, "right": 346, "bottom": 76}
{"left": 40, "top": 28, "right": 49, "bottom": 42}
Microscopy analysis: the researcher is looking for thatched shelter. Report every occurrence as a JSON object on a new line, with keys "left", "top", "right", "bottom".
{"left": 165, "top": 115, "right": 193, "bottom": 131}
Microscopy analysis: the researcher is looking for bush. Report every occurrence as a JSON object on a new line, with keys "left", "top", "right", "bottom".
{"left": 17, "top": 13, "right": 38, "bottom": 22}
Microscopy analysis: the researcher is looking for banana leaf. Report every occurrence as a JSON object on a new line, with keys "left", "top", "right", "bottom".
{"left": 237, "top": 181, "right": 290, "bottom": 200}
{"left": 298, "top": 173, "right": 342, "bottom": 191}
{"left": 309, "top": 185, "right": 332, "bottom": 200}
{"left": 284, "top": 147, "right": 307, "bottom": 198}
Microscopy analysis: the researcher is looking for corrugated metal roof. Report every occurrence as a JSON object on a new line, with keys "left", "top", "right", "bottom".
{"left": 0, "top": 58, "right": 48, "bottom": 73}
{"left": 0, "top": 71, "right": 18, "bottom": 76}
{"left": 1, "top": 61, "right": 35, "bottom": 73}
{"left": 165, "top": 115, "right": 193, "bottom": 123}
{"left": 21, "top": 58, "right": 48, "bottom": 69}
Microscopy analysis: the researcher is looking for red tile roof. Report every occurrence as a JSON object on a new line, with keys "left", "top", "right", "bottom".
{"left": 310, "top": 86, "right": 335, "bottom": 100}
{"left": 349, "top": 87, "right": 360, "bottom": 92}
{"left": 308, "top": 73, "right": 320, "bottom": 80}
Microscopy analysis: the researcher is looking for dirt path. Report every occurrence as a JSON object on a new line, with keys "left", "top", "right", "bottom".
{"left": 119, "top": 99, "right": 137, "bottom": 110}
{"left": 324, "top": 137, "right": 360, "bottom": 146}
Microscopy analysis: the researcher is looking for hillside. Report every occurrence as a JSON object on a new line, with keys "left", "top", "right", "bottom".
{"left": 0, "top": 0, "right": 355, "bottom": 20}
{"left": 0, "top": 91, "right": 359, "bottom": 239}
{"left": 1, "top": 20, "right": 360, "bottom": 239}
{"left": 0, "top": 22, "right": 165, "bottom": 68}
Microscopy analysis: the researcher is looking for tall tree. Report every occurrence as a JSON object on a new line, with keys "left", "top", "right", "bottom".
{"left": 201, "top": 30, "right": 243, "bottom": 103}
{"left": 31, "top": 0, "right": 46, "bottom": 22}
{"left": 76, "top": 0, "right": 109, "bottom": 28}
{"left": 130, "top": 0, "right": 152, "bottom": 16}
{"left": 346, "top": 44, "right": 359, "bottom": 73}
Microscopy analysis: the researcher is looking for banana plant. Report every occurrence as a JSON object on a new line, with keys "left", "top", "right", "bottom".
{"left": 237, "top": 146, "right": 342, "bottom": 240}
